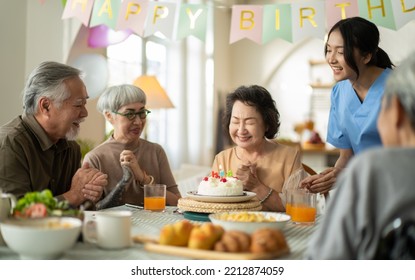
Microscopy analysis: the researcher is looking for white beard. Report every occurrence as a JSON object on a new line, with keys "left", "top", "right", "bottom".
{"left": 66, "top": 126, "right": 80, "bottom": 141}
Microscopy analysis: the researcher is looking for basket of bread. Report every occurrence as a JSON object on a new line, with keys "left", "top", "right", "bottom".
{"left": 133, "top": 219, "right": 289, "bottom": 260}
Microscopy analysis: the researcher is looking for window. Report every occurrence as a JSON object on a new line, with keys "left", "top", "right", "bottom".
{"left": 106, "top": 34, "right": 168, "bottom": 141}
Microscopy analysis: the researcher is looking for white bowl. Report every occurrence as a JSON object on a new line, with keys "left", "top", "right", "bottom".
{"left": 209, "top": 211, "right": 291, "bottom": 234}
{"left": 0, "top": 217, "right": 82, "bottom": 259}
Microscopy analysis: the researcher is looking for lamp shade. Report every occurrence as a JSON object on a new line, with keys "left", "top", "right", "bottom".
{"left": 133, "top": 75, "right": 174, "bottom": 109}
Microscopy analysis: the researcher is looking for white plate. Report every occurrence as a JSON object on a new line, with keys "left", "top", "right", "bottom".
{"left": 186, "top": 191, "right": 257, "bottom": 203}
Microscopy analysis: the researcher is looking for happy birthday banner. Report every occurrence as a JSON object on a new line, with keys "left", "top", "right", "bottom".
{"left": 57, "top": 0, "right": 415, "bottom": 46}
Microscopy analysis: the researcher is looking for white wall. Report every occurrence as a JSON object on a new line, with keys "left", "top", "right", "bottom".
{"left": 0, "top": 0, "right": 74, "bottom": 126}
{"left": 0, "top": 0, "right": 27, "bottom": 126}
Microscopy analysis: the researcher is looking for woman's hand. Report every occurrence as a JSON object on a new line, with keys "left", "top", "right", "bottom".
{"left": 235, "top": 162, "right": 259, "bottom": 191}
{"left": 299, "top": 167, "right": 340, "bottom": 194}
{"left": 120, "top": 150, "right": 146, "bottom": 183}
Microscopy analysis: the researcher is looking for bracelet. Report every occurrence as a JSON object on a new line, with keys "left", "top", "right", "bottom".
{"left": 146, "top": 175, "right": 155, "bottom": 185}
{"left": 259, "top": 188, "right": 273, "bottom": 204}
{"left": 139, "top": 171, "right": 154, "bottom": 186}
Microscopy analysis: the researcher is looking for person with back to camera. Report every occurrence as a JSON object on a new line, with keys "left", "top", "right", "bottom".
{"left": 83, "top": 84, "right": 181, "bottom": 209}
{"left": 305, "top": 51, "right": 415, "bottom": 259}
{"left": 0, "top": 61, "right": 107, "bottom": 207}
{"left": 211, "top": 85, "right": 304, "bottom": 212}
{"left": 300, "top": 17, "right": 394, "bottom": 195}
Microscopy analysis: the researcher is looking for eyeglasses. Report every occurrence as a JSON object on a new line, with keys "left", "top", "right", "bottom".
{"left": 112, "top": 109, "right": 151, "bottom": 120}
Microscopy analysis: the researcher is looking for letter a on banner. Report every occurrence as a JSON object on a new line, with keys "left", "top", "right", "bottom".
{"left": 230, "top": 5, "right": 264, "bottom": 44}
{"left": 90, "top": 0, "right": 122, "bottom": 29}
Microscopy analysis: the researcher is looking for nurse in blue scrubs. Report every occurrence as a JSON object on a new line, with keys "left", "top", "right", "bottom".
{"left": 300, "top": 17, "right": 394, "bottom": 194}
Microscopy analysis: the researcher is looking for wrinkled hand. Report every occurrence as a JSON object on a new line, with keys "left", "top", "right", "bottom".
{"left": 120, "top": 150, "right": 145, "bottom": 182}
{"left": 235, "top": 163, "right": 258, "bottom": 191}
{"left": 65, "top": 162, "right": 107, "bottom": 206}
{"left": 299, "top": 167, "right": 340, "bottom": 194}
{"left": 83, "top": 171, "right": 107, "bottom": 202}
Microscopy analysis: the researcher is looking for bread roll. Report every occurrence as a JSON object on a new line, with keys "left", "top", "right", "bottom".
{"left": 214, "top": 230, "right": 251, "bottom": 253}
{"left": 188, "top": 223, "right": 224, "bottom": 250}
{"left": 250, "top": 228, "right": 288, "bottom": 253}
{"left": 159, "top": 220, "right": 194, "bottom": 246}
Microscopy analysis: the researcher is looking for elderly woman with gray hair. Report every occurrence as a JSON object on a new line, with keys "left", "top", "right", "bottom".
{"left": 305, "top": 52, "right": 415, "bottom": 259}
{"left": 83, "top": 84, "right": 180, "bottom": 209}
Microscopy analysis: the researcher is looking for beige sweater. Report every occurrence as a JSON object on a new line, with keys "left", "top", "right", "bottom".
{"left": 83, "top": 136, "right": 180, "bottom": 206}
{"left": 212, "top": 142, "right": 302, "bottom": 193}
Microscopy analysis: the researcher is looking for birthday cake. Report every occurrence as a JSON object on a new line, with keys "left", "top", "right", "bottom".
{"left": 197, "top": 170, "right": 244, "bottom": 197}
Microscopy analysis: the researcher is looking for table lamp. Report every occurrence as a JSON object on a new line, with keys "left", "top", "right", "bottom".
{"left": 133, "top": 75, "right": 174, "bottom": 109}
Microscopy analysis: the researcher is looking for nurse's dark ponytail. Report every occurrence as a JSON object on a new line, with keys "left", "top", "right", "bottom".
{"left": 374, "top": 47, "right": 394, "bottom": 69}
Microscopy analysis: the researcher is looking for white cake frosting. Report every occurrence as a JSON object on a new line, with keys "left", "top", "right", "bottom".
{"left": 197, "top": 176, "right": 244, "bottom": 196}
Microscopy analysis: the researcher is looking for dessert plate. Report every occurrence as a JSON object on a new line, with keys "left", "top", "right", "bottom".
{"left": 186, "top": 191, "right": 256, "bottom": 203}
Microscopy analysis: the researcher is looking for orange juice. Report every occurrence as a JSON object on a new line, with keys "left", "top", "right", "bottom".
{"left": 285, "top": 203, "right": 292, "bottom": 216}
{"left": 291, "top": 204, "right": 316, "bottom": 223}
{"left": 144, "top": 196, "right": 166, "bottom": 211}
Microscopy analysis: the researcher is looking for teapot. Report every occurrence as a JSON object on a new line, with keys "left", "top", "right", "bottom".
{"left": 0, "top": 190, "right": 16, "bottom": 245}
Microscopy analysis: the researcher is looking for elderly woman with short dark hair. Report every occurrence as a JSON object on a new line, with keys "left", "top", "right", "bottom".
{"left": 83, "top": 84, "right": 180, "bottom": 208}
{"left": 212, "top": 85, "right": 303, "bottom": 212}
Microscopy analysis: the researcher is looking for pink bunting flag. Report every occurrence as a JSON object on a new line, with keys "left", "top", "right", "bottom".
{"left": 325, "top": 0, "right": 359, "bottom": 30}
{"left": 229, "top": 5, "right": 264, "bottom": 44}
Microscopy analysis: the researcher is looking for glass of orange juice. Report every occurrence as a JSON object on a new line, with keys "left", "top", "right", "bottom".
{"left": 144, "top": 184, "right": 166, "bottom": 212}
{"left": 288, "top": 189, "right": 316, "bottom": 225}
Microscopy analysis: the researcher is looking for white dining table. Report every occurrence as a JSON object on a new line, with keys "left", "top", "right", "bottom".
{"left": 0, "top": 205, "right": 320, "bottom": 260}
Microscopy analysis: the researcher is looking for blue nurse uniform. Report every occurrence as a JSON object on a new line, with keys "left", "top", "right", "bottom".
{"left": 327, "top": 68, "right": 392, "bottom": 154}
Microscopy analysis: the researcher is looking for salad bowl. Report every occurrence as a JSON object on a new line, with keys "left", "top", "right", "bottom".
{"left": 0, "top": 216, "right": 82, "bottom": 259}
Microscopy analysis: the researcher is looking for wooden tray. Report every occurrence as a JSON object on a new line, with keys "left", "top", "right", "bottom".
{"left": 143, "top": 243, "right": 289, "bottom": 260}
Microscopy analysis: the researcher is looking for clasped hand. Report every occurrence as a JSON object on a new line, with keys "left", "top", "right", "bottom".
{"left": 68, "top": 162, "right": 108, "bottom": 206}
{"left": 235, "top": 162, "right": 259, "bottom": 191}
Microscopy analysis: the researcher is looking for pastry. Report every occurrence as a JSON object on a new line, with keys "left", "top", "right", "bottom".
{"left": 159, "top": 220, "right": 195, "bottom": 246}
{"left": 250, "top": 228, "right": 288, "bottom": 253}
{"left": 188, "top": 223, "right": 224, "bottom": 250}
{"left": 214, "top": 230, "right": 251, "bottom": 253}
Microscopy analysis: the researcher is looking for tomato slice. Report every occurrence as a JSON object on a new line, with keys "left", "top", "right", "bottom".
{"left": 24, "top": 203, "right": 48, "bottom": 218}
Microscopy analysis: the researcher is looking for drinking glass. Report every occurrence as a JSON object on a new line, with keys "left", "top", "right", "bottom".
{"left": 144, "top": 184, "right": 166, "bottom": 212}
{"left": 287, "top": 188, "right": 317, "bottom": 225}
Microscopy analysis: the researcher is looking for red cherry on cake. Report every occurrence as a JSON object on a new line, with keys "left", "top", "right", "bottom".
{"left": 220, "top": 178, "right": 227, "bottom": 182}
{"left": 203, "top": 177, "right": 208, "bottom": 181}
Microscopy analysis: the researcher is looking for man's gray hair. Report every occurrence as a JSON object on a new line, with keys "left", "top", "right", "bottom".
{"left": 384, "top": 53, "right": 415, "bottom": 130}
{"left": 22, "top": 61, "right": 82, "bottom": 115}
{"left": 96, "top": 84, "right": 147, "bottom": 114}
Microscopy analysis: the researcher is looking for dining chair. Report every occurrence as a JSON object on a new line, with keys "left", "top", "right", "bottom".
{"left": 375, "top": 217, "right": 415, "bottom": 259}
{"left": 302, "top": 163, "right": 317, "bottom": 175}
